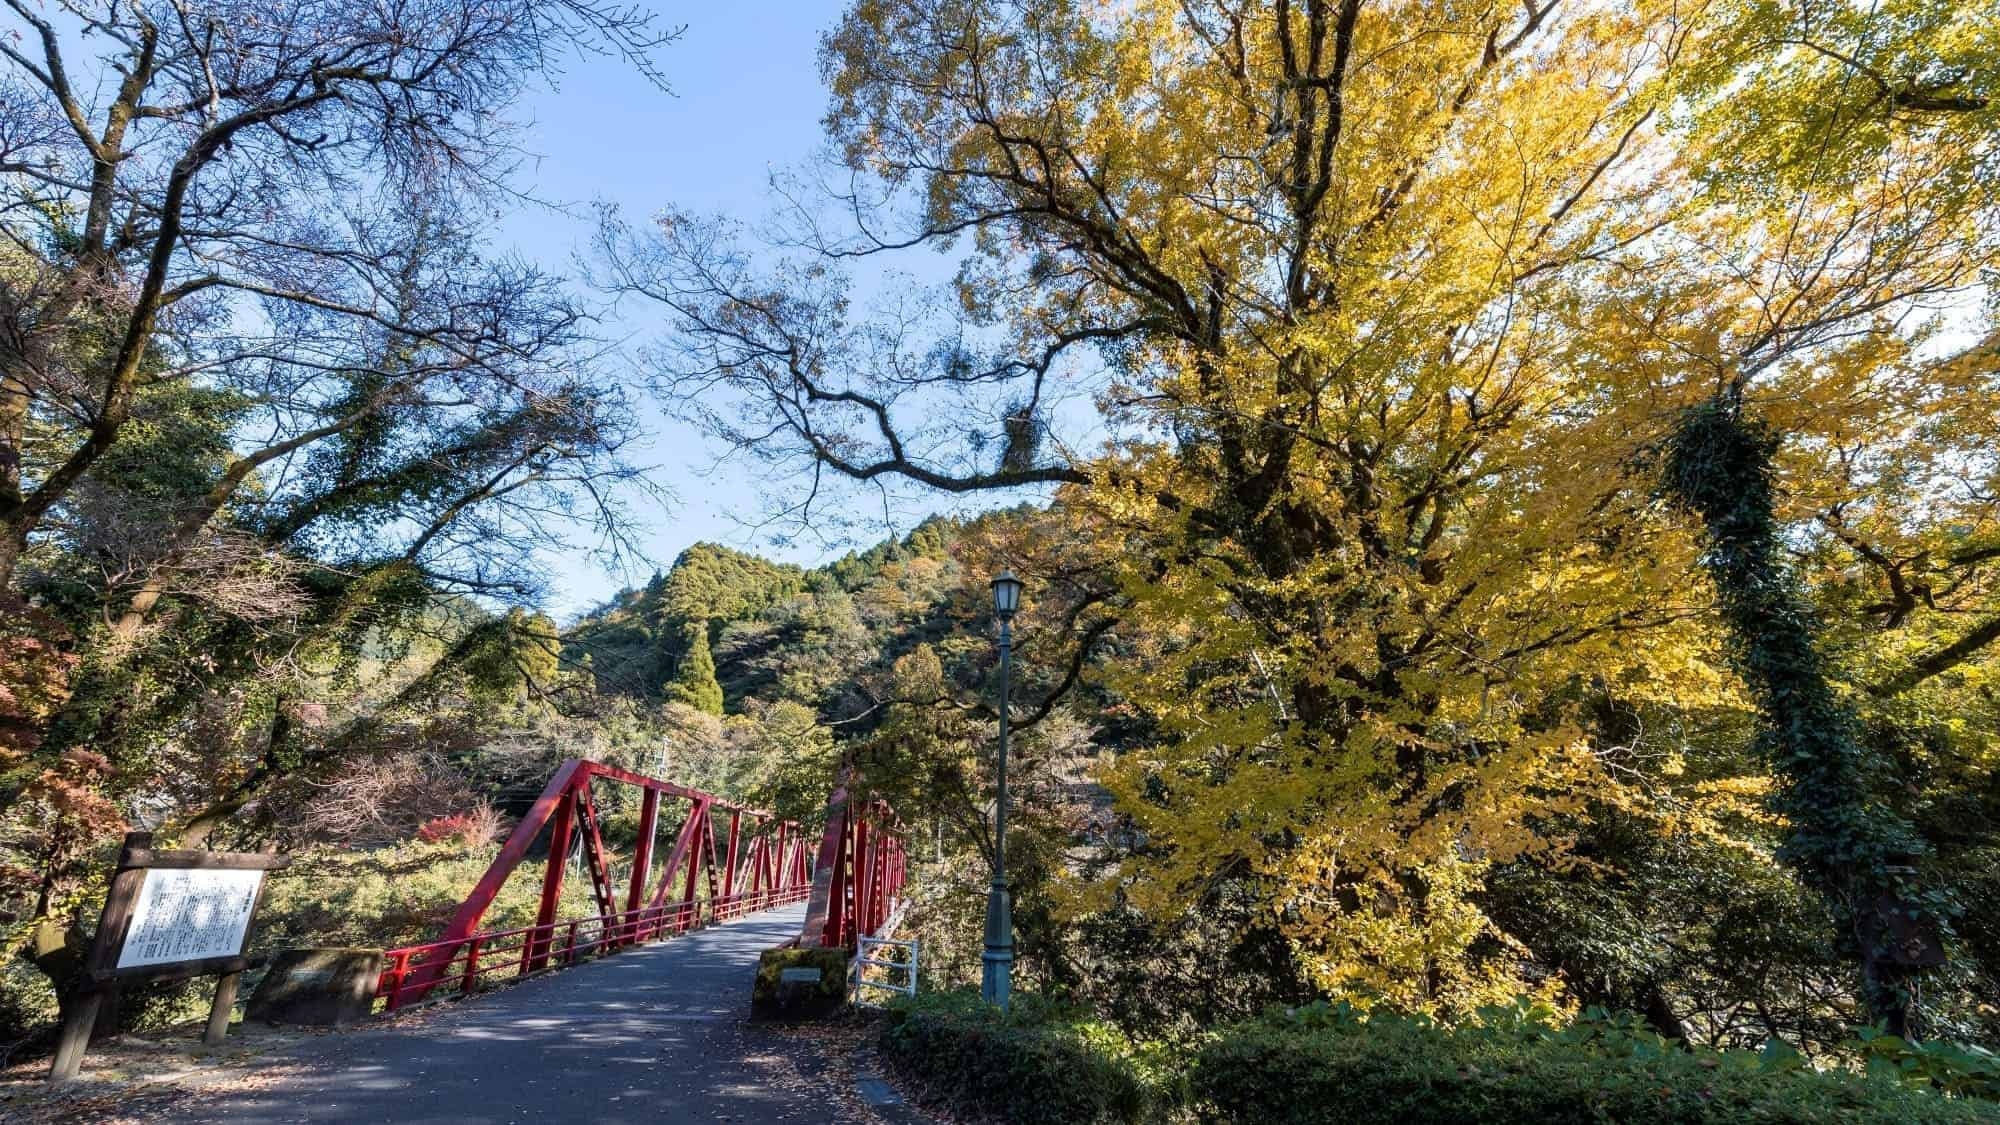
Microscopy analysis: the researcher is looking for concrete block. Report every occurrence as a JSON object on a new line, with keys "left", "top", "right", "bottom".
{"left": 246, "top": 948, "right": 383, "bottom": 1027}
{"left": 751, "top": 946, "right": 849, "bottom": 1021}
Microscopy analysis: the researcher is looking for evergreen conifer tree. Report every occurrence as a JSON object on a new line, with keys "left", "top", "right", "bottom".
{"left": 664, "top": 620, "right": 725, "bottom": 715}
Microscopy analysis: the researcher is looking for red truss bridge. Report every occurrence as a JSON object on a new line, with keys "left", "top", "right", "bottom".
{"left": 374, "top": 758, "right": 907, "bottom": 1010}
{"left": 800, "top": 775, "right": 909, "bottom": 950}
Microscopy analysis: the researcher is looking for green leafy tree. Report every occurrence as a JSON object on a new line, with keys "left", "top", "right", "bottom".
{"left": 857, "top": 646, "right": 985, "bottom": 857}
{"left": 665, "top": 621, "right": 725, "bottom": 715}
{"left": 657, "top": 544, "right": 805, "bottom": 627}
{"left": 745, "top": 700, "right": 839, "bottom": 823}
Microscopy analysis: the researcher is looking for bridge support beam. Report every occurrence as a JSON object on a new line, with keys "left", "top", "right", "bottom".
{"left": 528, "top": 789, "right": 576, "bottom": 971}
{"left": 626, "top": 788, "right": 660, "bottom": 924}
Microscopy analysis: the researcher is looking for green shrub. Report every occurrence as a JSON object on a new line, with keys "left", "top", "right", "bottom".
{"left": 1842, "top": 1026, "right": 2000, "bottom": 1101}
{"left": 879, "top": 990, "right": 1160, "bottom": 1125}
{"left": 878, "top": 992, "right": 1998, "bottom": 1125}
{"left": 1191, "top": 1003, "right": 2000, "bottom": 1125}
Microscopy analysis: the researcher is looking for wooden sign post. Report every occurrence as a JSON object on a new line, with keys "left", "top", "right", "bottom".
{"left": 47, "top": 832, "right": 288, "bottom": 1083}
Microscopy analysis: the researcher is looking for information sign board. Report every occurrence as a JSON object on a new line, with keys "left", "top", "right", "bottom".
{"left": 115, "top": 867, "right": 266, "bottom": 970}
{"left": 48, "top": 833, "right": 288, "bottom": 1083}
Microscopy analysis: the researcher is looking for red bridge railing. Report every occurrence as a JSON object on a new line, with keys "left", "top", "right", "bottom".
{"left": 387, "top": 758, "right": 816, "bottom": 1006}
{"left": 376, "top": 885, "right": 810, "bottom": 1010}
{"left": 373, "top": 757, "right": 913, "bottom": 1012}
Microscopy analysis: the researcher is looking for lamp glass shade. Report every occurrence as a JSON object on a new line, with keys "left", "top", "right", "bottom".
{"left": 991, "top": 570, "right": 1024, "bottom": 616}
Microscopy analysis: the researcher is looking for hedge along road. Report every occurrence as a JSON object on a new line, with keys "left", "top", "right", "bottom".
{"left": 157, "top": 904, "right": 913, "bottom": 1124}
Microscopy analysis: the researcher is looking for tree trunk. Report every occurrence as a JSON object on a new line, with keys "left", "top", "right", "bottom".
{"left": 0, "top": 528, "right": 21, "bottom": 596}
{"left": 27, "top": 919, "right": 93, "bottom": 1046}
{"left": 1639, "top": 980, "right": 1690, "bottom": 1042}
{"left": 1663, "top": 397, "right": 1938, "bottom": 1034}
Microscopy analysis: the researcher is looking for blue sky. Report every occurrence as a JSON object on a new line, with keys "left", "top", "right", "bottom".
{"left": 494, "top": 1, "right": 989, "bottom": 619}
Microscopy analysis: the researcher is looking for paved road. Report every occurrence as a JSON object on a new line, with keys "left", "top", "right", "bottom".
{"left": 160, "top": 905, "right": 858, "bottom": 1124}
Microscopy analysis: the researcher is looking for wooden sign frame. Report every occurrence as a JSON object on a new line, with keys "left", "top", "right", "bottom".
{"left": 48, "top": 831, "right": 289, "bottom": 1082}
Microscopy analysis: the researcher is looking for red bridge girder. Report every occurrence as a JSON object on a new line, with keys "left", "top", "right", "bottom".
{"left": 387, "top": 758, "right": 814, "bottom": 1005}
{"left": 798, "top": 778, "right": 908, "bottom": 950}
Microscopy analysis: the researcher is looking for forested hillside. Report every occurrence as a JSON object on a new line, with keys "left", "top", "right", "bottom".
{"left": 559, "top": 512, "right": 1121, "bottom": 864}
{"left": 568, "top": 521, "right": 1026, "bottom": 721}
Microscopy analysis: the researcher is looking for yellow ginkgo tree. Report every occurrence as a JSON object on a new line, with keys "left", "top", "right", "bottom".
{"left": 613, "top": 0, "right": 2000, "bottom": 1021}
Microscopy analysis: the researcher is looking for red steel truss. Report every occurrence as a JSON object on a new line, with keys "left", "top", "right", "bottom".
{"left": 383, "top": 758, "right": 813, "bottom": 1006}
{"left": 799, "top": 779, "right": 908, "bottom": 949}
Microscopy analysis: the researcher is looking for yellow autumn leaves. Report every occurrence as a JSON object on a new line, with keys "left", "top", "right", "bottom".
{"left": 808, "top": 0, "right": 1997, "bottom": 1016}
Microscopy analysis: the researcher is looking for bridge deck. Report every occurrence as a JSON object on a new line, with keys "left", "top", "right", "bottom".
{"left": 161, "top": 905, "right": 855, "bottom": 1124}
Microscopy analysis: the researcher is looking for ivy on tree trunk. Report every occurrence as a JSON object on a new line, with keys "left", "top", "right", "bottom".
{"left": 1663, "top": 397, "right": 1942, "bottom": 1036}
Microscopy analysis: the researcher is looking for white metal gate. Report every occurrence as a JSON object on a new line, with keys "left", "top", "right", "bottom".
{"left": 850, "top": 936, "right": 919, "bottom": 1004}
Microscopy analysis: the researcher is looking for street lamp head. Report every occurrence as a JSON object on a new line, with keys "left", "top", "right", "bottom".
{"left": 991, "top": 570, "right": 1024, "bottom": 618}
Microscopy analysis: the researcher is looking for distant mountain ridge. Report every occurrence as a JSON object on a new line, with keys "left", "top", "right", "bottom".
{"left": 560, "top": 517, "right": 972, "bottom": 728}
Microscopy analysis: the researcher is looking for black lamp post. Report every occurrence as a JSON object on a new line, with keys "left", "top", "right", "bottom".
{"left": 982, "top": 569, "right": 1024, "bottom": 1010}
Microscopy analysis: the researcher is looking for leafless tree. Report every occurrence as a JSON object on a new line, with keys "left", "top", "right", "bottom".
{"left": 283, "top": 750, "right": 499, "bottom": 848}
{"left": 593, "top": 206, "right": 1096, "bottom": 542}
{"left": 0, "top": 0, "right": 678, "bottom": 589}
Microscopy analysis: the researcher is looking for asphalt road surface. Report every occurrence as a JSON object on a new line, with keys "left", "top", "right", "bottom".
{"left": 157, "top": 904, "right": 877, "bottom": 1124}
